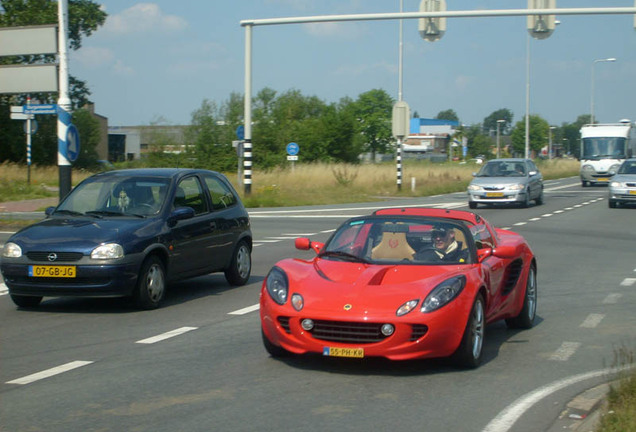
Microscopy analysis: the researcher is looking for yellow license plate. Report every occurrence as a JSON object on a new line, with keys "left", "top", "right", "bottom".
{"left": 485, "top": 192, "right": 504, "bottom": 198}
{"left": 29, "top": 265, "right": 76, "bottom": 278}
{"left": 597, "top": 178, "right": 609, "bottom": 182}
{"left": 629, "top": 190, "right": 636, "bottom": 195}
{"left": 323, "top": 347, "right": 364, "bottom": 358}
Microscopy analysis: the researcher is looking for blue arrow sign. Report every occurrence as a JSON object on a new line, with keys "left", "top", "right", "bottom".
{"left": 236, "top": 125, "right": 245, "bottom": 140}
{"left": 286, "top": 142, "right": 299, "bottom": 156}
{"left": 23, "top": 104, "right": 58, "bottom": 115}
{"left": 66, "top": 124, "right": 80, "bottom": 162}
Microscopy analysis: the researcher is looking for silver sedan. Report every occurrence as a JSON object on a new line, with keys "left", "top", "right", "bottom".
{"left": 608, "top": 158, "right": 636, "bottom": 208}
{"left": 467, "top": 158, "right": 544, "bottom": 209}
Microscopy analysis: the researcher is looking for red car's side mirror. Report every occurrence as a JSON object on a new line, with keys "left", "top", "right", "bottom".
{"left": 295, "top": 238, "right": 323, "bottom": 254}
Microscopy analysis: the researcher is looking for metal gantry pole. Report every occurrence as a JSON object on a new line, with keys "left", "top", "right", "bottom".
{"left": 243, "top": 24, "right": 253, "bottom": 196}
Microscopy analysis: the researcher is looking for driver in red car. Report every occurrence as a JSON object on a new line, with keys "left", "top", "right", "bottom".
{"left": 416, "top": 227, "right": 468, "bottom": 263}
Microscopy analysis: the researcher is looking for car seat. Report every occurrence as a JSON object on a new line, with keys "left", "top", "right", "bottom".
{"left": 371, "top": 224, "right": 415, "bottom": 260}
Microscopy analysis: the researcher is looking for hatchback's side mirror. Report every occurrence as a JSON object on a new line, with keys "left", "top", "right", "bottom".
{"left": 167, "top": 206, "right": 195, "bottom": 227}
{"left": 45, "top": 206, "right": 56, "bottom": 216}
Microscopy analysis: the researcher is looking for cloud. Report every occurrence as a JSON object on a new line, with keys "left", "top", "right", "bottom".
{"left": 73, "top": 46, "right": 114, "bottom": 68}
{"left": 102, "top": 3, "right": 188, "bottom": 35}
{"left": 112, "top": 60, "right": 135, "bottom": 76}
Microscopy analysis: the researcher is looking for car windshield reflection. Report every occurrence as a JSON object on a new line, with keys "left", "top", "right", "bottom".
{"left": 56, "top": 176, "right": 170, "bottom": 217}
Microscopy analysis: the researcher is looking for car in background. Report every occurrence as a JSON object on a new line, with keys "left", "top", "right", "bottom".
{"left": 1, "top": 168, "right": 252, "bottom": 310}
{"left": 467, "top": 158, "right": 544, "bottom": 209}
{"left": 260, "top": 207, "right": 537, "bottom": 369}
{"left": 608, "top": 158, "right": 636, "bottom": 208}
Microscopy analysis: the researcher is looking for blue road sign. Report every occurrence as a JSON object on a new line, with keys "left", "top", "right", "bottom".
{"left": 23, "top": 103, "right": 58, "bottom": 115}
{"left": 286, "top": 142, "right": 299, "bottom": 156}
{"left": 66, "top": 124, "right": 80, "bottom": 162}
{"left": 236, "top": 125, "right": 245, "bottom": 141}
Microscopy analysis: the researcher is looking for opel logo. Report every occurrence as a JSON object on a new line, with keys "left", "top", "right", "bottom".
{"left": 47, "top": 253, "right": 57, "bottom": 262}
{"left": 343, "top": 304, "right": 352, "bottom": 311}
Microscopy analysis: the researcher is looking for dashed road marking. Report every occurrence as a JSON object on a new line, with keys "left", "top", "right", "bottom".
{"left": 228, "top": 304, "right": 260, "bottom": 315}
{"left": 6, "top": 360, "right": 94, "bottom": 385}
{"left": 620, "top": 278, "right": 636, "bottom": 286}
{"left": 549, "top": 342, "right": 581, "bottom": 361}
{"left": 602, "top": 293, "right": 622, "bottom": 304}
{"left": 580, "top": 313, "right": 605, "bottom": 328}
{"left": 136, "top": 327, "right": 198, "bottom": 344}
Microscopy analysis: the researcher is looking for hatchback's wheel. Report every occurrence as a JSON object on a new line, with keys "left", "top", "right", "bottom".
{"left": 452, "top": 294, "right": 485, "bottom": 369}
{"left": 468, "top": 202, "right": 478, "bottom": 209}
{"left": 134, "top": 256, "right": 166, "bottom": 310}
{"left": 224, "top": 240, "right": 251, "bottom": 286}
{"left": 262, "top": 329, "right": 289, "bottom": 357}
{"left": 506, "top": 265, "right": 537, "bottom": 329}
{"left": 10, "top": 294, "right": 42, "bottom": 308}
{"left": 609, "top": 200, "right": 617, "bottom": 208}
{"left": 535, "top": 189, "right": 544, "bottom": 205}
{"left": 521, "top": 192, "right": 531, "bottom": 208}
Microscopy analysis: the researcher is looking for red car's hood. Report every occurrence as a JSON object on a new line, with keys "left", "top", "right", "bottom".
{"left": 280, "top": 258, "right": 470, "bottom": 316}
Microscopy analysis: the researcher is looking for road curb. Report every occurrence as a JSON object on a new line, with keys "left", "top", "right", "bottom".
{"left": 548, "top": 382, "right": 611, "bottom": 432}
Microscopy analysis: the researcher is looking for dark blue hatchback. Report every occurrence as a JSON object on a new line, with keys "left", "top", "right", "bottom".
{"left": 1, "top": 168, "right": 252, "bottom": 309}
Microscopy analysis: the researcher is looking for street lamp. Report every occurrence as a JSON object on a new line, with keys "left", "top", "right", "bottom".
{"left": 496, "top": 119, "right": 505, "bottom": 158}
{"left": 548, "top": 126, "right": 556, "bottom": 159}
{"left": 591, "top": 58, "right": 617, "bottom": 124}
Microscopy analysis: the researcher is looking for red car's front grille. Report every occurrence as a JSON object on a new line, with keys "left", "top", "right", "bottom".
{"left": 410, "top": 324, "right": 428, "bottom": 341}
{"left": 308, "top": 320, "right": 388, "bottom": 344}
{"left": 277, "top": 316, "right": 291, "bottom": 333}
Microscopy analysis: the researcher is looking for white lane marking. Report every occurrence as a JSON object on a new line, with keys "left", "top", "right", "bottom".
{"left": 541, "top": 213, "right": 553, "bottom": 217}
{"left": 228, "top": 304, "right": 260, "bottom": 315}
{"left": 482, "top": 368, "right": 632, "bottom": 432}
{"left": 549, "top": 342, "right": 581, "bottom": 361}
{"left": 265, "top": 236, "right": 298, "bottom": 240}
{"left": 6, "top": 360, "right": 94, "bottom": 385}
{"left": 513, "top": 222, "right": 527, "bottom": 226}
{"left": 620, "top": 278, "right": 636, "bottom": 286}
{"left": 135, "top": 327, "right": 198, "bottom": 344}
{"left": 580, "top": 313, "right": 605, "bottom": 328}
{"left": 253, "top": 239, "right": 282, "bottom": 243}
{"left": 564, "top": 207, "right": 574, "bottom": 210}
{"left": 544, "top": 183, "right": 581, "bottom": 191}
{"left": 0, "top": 282, "right": 8, "bottom": 296}
{"left": 553, "top": 210, "right": 564, "bottom": 214}
{"left": 528, "top": 218, "right": 541, "bottom": 221}
{"left": 602, "top": 293, "right": 622, "bottom": 304}
{"left": 320, "top": 229, "right": 336, "bottom": 233}
{"left": 283, "top": 233, "right": 318, "bottom": 236}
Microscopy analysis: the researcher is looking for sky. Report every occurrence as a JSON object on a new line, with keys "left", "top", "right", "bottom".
{"left": 69, "top": 1, "right": 636, "bottom": 129}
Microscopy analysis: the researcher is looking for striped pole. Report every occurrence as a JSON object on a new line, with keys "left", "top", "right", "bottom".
{"left": 243, "top": 139, "right": 252, "bottom": 194}
{"left": 396, "top": 138, "right": 402, "bottom": 191}
{"left": 57, "top": 0, "right": 72, "bottom": 200}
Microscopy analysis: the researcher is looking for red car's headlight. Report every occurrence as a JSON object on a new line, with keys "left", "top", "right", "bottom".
{"left": 265, "top": 267, "right": 289, "bottom": 305}
{"left": 421, "top": 276, "right": 466, "bottom": 313}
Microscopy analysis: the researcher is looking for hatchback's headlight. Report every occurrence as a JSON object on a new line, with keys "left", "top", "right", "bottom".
{"left": 266, "top": 267, "right": 288, "bottom": 305}
{"left": 421, "top": 276, "right": 466, "bottom": 313}
{"left": 467, "top": 185, "right": 481, "bottom": 191}
{"left": 2, "top": 242, "right": 22, "bottom": 258}
{"left": 508, "top": 184, "right": 525, "bottom": 191}
{"left": 610, "top": 181, "right": 621, "bottom": 188}
{"left": 609, "top": 164, "right": 621, "bottom": 173}
{"left": 91, "top": 243, "right": 124, "bottom": 260}
{"left": 582, "top": 164, "right": 594, "bottom": 172}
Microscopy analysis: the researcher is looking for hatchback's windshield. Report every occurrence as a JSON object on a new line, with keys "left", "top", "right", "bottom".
{"left": 477, "top": 161, "right": 527, "bottom": 177}
{"left": 322, "top": 217, "right": 473, "bottom": 265}
{"left": 618, "top": 161, "right": 636, "bottom": 175}
{"left": 56, "top": 176, "right": 170, "bottom": 217}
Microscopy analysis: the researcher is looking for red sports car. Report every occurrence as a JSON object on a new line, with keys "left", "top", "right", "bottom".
{"left": 260, "top": 208, "right": 537, "bottom": 368}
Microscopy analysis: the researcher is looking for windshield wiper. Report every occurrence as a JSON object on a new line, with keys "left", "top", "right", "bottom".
{"left": 85, "top": 210, "right": 124, "bottom": 217}
{"left": 53, "top": 209, "right": 85, "bottom": 217}
{"left": 319, "top": 250, "right": 368, "bottom": 263}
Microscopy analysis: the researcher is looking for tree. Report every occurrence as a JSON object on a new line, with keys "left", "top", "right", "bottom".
{"left": 352, "top": 89, "right": 394, "bottom": 161}
{"left": 435, "top": 109, "right": 459, "bottom": 122}
{"left": 483, "top": 108, "right": 514, "bottom": 136}
{"left": 510, "top": 115, "right": 550, "bottom": 157}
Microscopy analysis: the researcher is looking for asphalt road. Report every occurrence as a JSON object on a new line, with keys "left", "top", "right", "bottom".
{"left": 1, "top": 177, "right": 635, "bottom": 432}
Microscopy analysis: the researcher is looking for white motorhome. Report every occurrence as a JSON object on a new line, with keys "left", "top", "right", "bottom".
{"left": 579, "top": 120, "right": 636, "bottom": 187}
